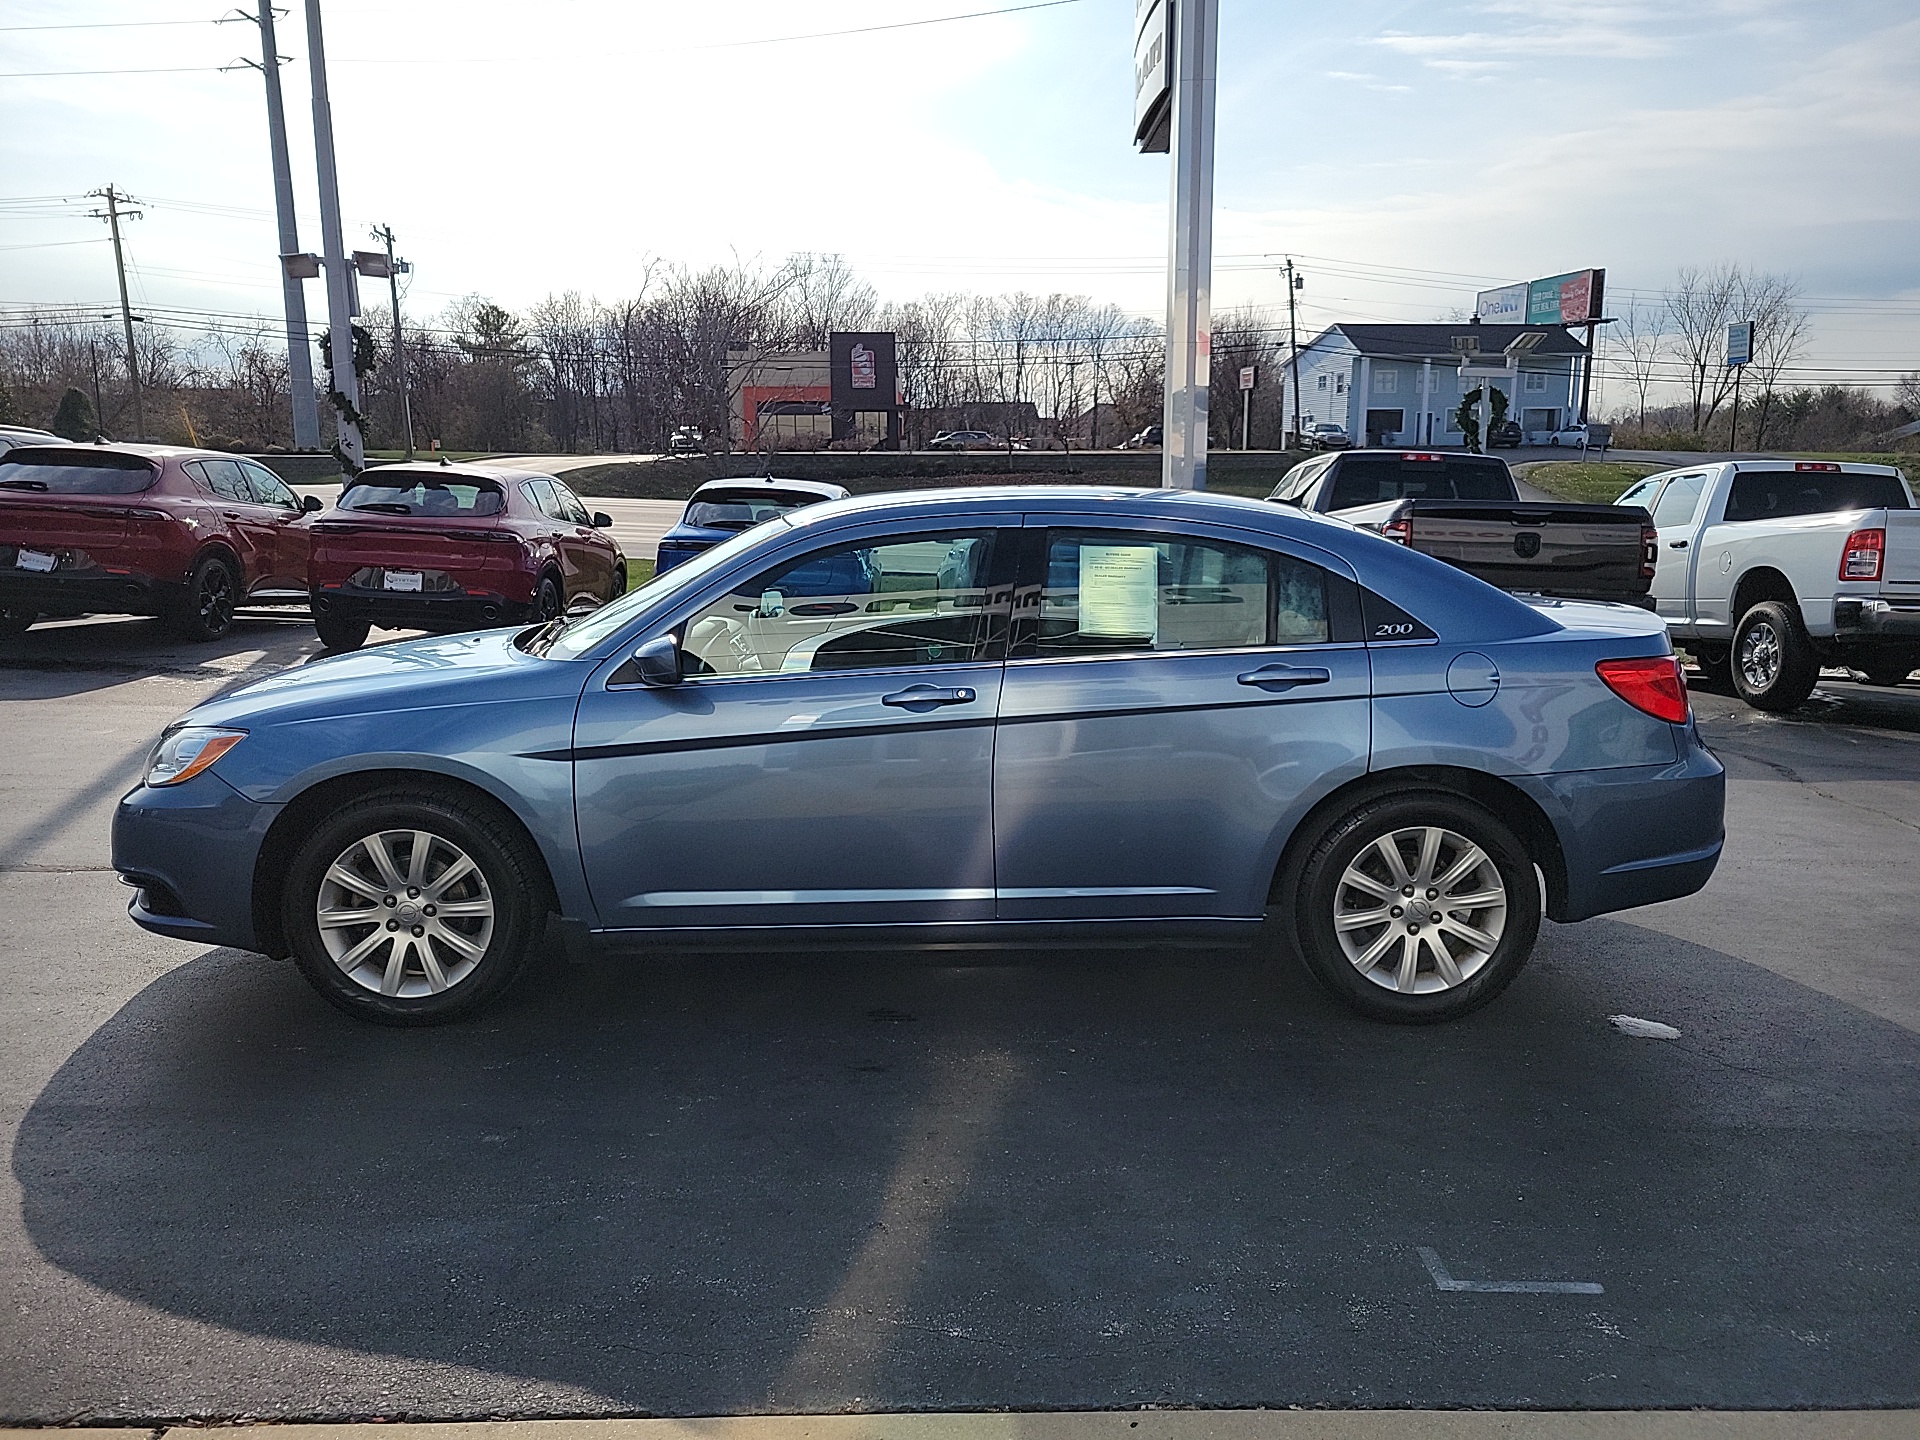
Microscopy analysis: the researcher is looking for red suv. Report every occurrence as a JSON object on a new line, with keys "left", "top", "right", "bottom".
{"left": 307, "top": 464, "right": 626, "bottom": 651}
{"left": 0, "top": 444, "right": 317, "bottom": 640}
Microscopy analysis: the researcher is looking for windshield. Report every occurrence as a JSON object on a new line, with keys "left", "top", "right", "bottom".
{"left": 0, "top": 453, "right": 157, "bottom": 494}
{"left": 340, "top": 477, "right": 505, "bottom": 516}
{"left": 536, "top": 521, "right": 786, "bottom": 660}
{"left": 684, "top": 490, "right": 820, "bottom": 530}
{"left": 1327, "top": 457, "right": 1512, "bottom": 508}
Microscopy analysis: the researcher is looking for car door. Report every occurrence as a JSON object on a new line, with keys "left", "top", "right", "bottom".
{"left": 573, "top": 526, "right": 1013, "bottom": 931}
{"left": 549, "top": 479, "right": 615, "bottom": 598}
{"left": 1646, "top": 472, "right": 1708, "bottom": 623}
{"left": 188, "top": 459, "right": 275, "bottom": 589}
{"left": 236, "top": 459, "right": 310, "bottom": 592}
{"left": 993, "top": 520, "right": 1372, "bottom": 923}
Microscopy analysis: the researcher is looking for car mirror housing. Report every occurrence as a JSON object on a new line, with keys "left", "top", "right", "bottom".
{"left": 302, "top": 494, "right": 323, "bottom": 513}
{"left": 592, "top": 511, "right": 613, "bottom": 528}
{"left": 632, "top": 634, "right": 682, "bottom": 687}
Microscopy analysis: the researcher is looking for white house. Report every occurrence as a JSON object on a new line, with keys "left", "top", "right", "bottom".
{"left": 1292, "top": 322, "right": 1590, "bottom": 447}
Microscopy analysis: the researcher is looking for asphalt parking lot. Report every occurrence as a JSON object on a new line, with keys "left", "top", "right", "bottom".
{"left": 2, "top": 617, "right": 1917, "bottom": 1422}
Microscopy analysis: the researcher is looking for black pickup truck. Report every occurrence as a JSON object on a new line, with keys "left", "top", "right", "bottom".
{"left": 1267, "top": 449, "right": 1657, "bottom": 604}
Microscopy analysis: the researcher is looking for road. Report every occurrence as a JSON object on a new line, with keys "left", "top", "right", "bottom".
{"left": 1, "top": 620, "right": 1917, "bottom": 1422}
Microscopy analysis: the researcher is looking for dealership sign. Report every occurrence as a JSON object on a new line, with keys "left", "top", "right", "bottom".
{"left": 1476, "top": 268, "right": 1606, "bottom": 325}
{"left": 1133, "top": 0, "right": 1171, "bottom": 152}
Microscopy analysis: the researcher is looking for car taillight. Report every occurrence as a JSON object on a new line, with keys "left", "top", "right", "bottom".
{"left": 1795, "top": 461, "right": 1840, "bottom": 472}
{"left": 1840, "top": 527, "right": 1884, "bottom": 581}
{"left": 1596, "top": 656, "right": 1690, "bottom": 724}
{"left": 1382, "top": 516, "right": 1412, "bottom": 545}
{"left": 1400, "top": 452, "right": 1442, "bottom": 462}
{"left": 1640, "top": 520, "right": 1658, "bottom": 579}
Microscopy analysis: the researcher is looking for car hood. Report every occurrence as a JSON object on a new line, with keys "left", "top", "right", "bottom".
{"left": 181, "top": 627, "right": 585, "bottom": 730}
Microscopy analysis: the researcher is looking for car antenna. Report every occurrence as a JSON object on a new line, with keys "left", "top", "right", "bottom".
{"left": 438, "top": 455, "right": 450, "bottom": 466}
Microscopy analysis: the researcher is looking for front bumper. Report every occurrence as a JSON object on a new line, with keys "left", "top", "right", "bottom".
{"left": 0, "top": 565, "right": 178, "bottom": 618}
{"left": 313, "top": 585, "right": 535, "bottom": 632}
{"left": 113, "top": 773, "right": 276, "bottom": 951}
{"left": 1520, "top": 724, "right": 1726, "bottom": 923}
{"left": 1832, "top": 596, "right": 1920, "bottom": 642}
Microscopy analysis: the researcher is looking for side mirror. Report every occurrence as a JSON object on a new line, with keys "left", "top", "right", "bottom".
{"left": 592, "top": 511, "right": 613, "bottom": 529}
{"left": 631, "top": 633, "right": 682, "bottom": 687}
{"left": 302, "top": 494, "right": 323, "bottom": 513}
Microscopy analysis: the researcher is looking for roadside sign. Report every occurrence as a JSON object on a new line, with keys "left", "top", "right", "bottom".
{"left": 1474, "top": 282, "right": 1526, "bottom": 324}
{"left": 1725, "top": 320, "right": 1754, "bottom": 367}
{"left": 1239, "top": 365, "right": 1257, "bottom": 392}
{"left": 1133, "top": 0, "right": 1171, "bottom": 152}
{"left": 1477, "top": 269, "right": 1606, "bottom": 325}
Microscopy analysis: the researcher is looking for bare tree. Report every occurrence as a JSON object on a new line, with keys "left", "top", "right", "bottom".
{"left": 1737, "top": 271, "right": 1810, "bottom": 449}
{"left": 1608, "top": 300, "right": 1667, "bottom": 434}
{"left": 1666, "top": 263, "right": 1741, "bottom": 432}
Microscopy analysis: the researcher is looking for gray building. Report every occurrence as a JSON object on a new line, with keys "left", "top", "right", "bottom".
{"left": 1293, "top": 323, "right": 1590, "bottom": 447}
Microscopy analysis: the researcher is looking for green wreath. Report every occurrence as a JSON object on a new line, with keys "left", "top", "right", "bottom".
{"left": 1452, "top": 385, "right": 1509, "bottom": 453}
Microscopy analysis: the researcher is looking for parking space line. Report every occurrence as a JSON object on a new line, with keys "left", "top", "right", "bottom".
{"left": 1417, "top": 1246, "right": 1604, "bottom": 1295}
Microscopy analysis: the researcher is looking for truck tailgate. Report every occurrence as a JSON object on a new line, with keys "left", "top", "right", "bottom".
{"left": 1884, "top": 512, "right": 1920, "bottom": 592}
{"left": 1395, "top": 501, "right": 1655, "bottom": 601}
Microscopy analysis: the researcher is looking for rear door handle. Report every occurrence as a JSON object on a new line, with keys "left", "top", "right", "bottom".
{"left": 882, "top": 684, "right": 977, "bottom": 710}
{"left": 1669, "top": 539, "right": 1689, "bottom": 549}
{"left": 1237, "top": 663, "right": 1332, "bottom": 690}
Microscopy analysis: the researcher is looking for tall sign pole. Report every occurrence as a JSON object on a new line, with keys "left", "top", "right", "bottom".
{"left": 305, "top": 0, "right": 364, "bottom": 473}
{"left": 1161, "top": 0, "right": 1218, "bottom": 489}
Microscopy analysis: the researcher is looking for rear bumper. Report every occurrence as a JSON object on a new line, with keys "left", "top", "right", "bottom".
{"left": 1832, "top": 596, "right": 1920, "bottom": 642}
{"left": 313, "top": 585, "right": 535, "bottom": 632}
{"left": 0, "top": 566, "right": 179, "bottom": 617}
{"left": 1519, "top": 727, "right": 1726, "bottom": 923}
{"left": 113, "top": 773, "right": 276, "bottom": 952}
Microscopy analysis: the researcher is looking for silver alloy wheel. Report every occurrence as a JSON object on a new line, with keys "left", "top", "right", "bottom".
{"left": 1332, "top": 825, "right": 1508, "bottom": 994}
{"left": 1739, "top": 620, "right": 1781, "bottom": 691}
{"left": 315, "top": 828, "right": 495, "bottom": 998}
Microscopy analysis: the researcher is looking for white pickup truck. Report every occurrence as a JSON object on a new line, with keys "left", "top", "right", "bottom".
{"left": 1618, "top": 459, "right": 1920, "bottom": 710}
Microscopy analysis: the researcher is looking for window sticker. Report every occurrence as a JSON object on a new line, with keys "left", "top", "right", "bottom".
{"left": 1077, "top": 544, "right": 1159, "bottom": 639}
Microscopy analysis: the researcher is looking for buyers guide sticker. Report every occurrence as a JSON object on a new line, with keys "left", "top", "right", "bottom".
{"left": 1077, "top": 544, "right": 1158, "bottom": 639}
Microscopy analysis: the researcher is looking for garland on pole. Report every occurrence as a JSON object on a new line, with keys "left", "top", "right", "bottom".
{"left": 317, "top": 324, "right": 376, "bottom": 474}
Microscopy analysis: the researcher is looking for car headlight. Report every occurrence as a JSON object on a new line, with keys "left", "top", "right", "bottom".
{"left": 145, "top": 726, "right": 247, "bottom": 787}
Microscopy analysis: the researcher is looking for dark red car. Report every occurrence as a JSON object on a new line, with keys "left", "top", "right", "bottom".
{"left": 307, "top": 464, "right": 626, "bottom": 651}
{"left": 0, "top": 444, "right": 317, "bottom": 640}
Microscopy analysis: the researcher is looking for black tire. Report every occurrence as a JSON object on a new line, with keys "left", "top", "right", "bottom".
{"left": 314, "top": 610, "right": 371, "bottom": 653}
{"left": 169, "top": 552, "right": 239, "bottom": 641}
{"left": 1730, "top": 600, "right": 1818, "bottom": 712}
{"left": 1687, "top": 645, "right": 1732, "bottom": 689}
{"left": 282, "top": 788, "right": 548, "bottom": 1026}
{"left": 534, "top": 571, "right": 563, "bottom": 621}
{"left": 0, "top": 606, "right": 37, "bottom": 638}
{"left": 1287, "top": 791, "right": 1542, "bottom": 1024}
{"left": 1853, "top": 650, "right": 1917, "bottom": 687}
{"left": 610, "top": 560, "right": 628, "bottom": 599}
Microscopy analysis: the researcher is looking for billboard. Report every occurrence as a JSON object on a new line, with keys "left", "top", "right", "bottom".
{"left": 829, "top": 332, "right": 899, "bottom": 411}
{"left": 1133, "top": 0, "right": 1171, "bottom": 153}
{"left": 1474, "top": 268, "right": 1606, "bottom": 326}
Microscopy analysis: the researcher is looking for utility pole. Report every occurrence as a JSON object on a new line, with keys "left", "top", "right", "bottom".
{"left": 1283, "top": 258, "right": 1303, "bottom": 449}
{"left": 88, "top": 338, "right": 105, "bottom": 439}
{"left": 304, "top": 0, "right": 364, "bottom": 472}
{"left": 87, "top": 185, "right": 143, "bottom": 441}
{"left": 1160, "top": 0, "right": 1219, "bottom": 489}
{"left": 224, "top": 1, "right": 322, "bottom": 450}
{"left": 372, "top": 223, "right": 415, "bottom": 457}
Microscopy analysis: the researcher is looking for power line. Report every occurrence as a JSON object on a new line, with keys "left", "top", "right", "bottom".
{"left": 0, "top": 17, "right": 212, "bottom": 31}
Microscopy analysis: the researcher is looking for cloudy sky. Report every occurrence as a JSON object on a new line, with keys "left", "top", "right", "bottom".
{"left": 3, "top": 0, "right": 1915, "bottom": 400}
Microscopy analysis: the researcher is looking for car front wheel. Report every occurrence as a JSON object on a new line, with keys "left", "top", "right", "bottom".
{"left": 1289, "top": 792, "right": 1541, "bottom": 1024}
{"left": 283, "top": 789, "right": 548, "bottom": 1025}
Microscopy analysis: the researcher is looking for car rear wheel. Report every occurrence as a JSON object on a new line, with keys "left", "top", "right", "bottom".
{"left": 534, "top": 572, "right": 563, "bottom": 622}
{"left": 0, "top": 606, "right": 37, "bottom": 638}
{"left": 1289, "top": 792, "right": 1541, "bottom": 1024}
{"left": 1730, "top": 600, "right": 1818, "bottom": 712}
{"left": 314, "top": 610, "right": 371, "bottom": 652}
{"left": 169, "top": 552, "right": 239, "bottom": 641}
{"left": 283, "top": 790, "right": 547, "bottom": 1026}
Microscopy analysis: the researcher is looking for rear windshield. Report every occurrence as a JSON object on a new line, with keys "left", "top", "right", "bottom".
{"left": 340, "top": 477, "right": 504, "bottom": 516}
{"left": 1723, "top": 470, "right": 1911, "bottom": 522}
{"left": 0, "top": 452, "right": 157, "bottom": 495}
{"left": 1326, "top": 457, "right": 1513, "bottom": 508}
{"left": 684, "top": 489, "right": 820, "bottom": 530}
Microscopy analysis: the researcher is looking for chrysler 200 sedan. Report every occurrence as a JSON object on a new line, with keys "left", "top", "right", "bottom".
{"left": 113, "top": 486, "right": 1725, "bottom": 1027}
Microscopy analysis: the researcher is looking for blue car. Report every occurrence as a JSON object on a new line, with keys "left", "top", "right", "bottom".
{"left": 113, "top": 486, "right": 1725, "bottom": 1026}
{"left": 653, "top": 476, "right": 849, "bottom": 575}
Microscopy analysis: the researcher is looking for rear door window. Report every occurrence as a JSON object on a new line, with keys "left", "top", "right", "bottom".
{"left": 521, "top": 478, "right": 563, "bottom": 520}
{"left": 239, "top": 461, "right": 300, "bottom": 509}
{"left": 1723, "top": 470, "right": 1912, "bottom": 521}
{"left": 1651, "top": 474, "right": 1707, "bottom": 528}
{"left": 192, "top": 458, "right": 254, "bottom": 503}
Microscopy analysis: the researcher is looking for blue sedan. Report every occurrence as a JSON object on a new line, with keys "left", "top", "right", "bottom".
{"left": 113, "top": 486, "right": 1725, "bottom": 1026}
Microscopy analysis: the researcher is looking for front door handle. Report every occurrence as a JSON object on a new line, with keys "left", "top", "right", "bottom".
{"left": 1669, "top": 539, "right": 1689, "bottom": 549}
{"left": 882, "top": 684, "right": 977, "bottom": 711}
{"left": 1237, "top": 663, "right": 1332, "bottom": 690}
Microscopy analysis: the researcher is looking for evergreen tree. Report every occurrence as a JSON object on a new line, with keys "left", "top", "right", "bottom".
{"left": 51, "top": 387, "right": 95, "bottom": 442}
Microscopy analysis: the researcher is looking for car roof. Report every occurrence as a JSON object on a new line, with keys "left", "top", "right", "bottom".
{"left": 0, "top": 441, "right": 241, "bottom": 464}
{"left": 688, "top": 476, "right": 850, "bottom": 501}
{"left": 355, "top": 462, "right": 547, "bottom": 485}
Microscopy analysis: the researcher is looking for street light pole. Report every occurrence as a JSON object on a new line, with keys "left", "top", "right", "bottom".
{"left": 1284, "top": 258, "right": 1303, "bottom": 449}
{"left": 1160, "top": 0, "right": 1218, "bottom": 489}
{"left": 304, "top": 0, "right": 364, "bottom": 473}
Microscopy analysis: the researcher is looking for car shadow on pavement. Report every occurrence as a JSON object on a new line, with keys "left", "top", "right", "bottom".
{"left": 12, "top": 923, "right": 1920, "bottom": 1418}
